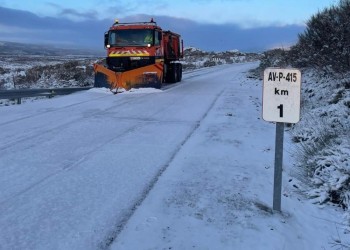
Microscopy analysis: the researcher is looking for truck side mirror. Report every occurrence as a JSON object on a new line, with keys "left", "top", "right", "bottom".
{"left": 104, "top": 32, "right": 108, "bottom": 48}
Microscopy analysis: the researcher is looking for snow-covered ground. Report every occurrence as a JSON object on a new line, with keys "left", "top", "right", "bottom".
{"left": 0, "top": 63, "right": 346, "bottom": 249}
{"left": 0, "top": 55, "right": 96, "bottom": 91}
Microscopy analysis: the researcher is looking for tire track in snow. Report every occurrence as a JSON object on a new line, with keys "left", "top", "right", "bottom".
{"left": 102, "top": 88, "right": 226, "bottom": 249}
{"left": 0, "top": 69, "right": 190, "bottom": 127}
{"left": 0, "top": 68, "right": 210, "bottom": 128}
{"left": 0, "top": 93, "right": 151, "bottom": 151}
{"left": 0, "top": 90, "right": 196, "bottom": 206}
{"left": 0, "top": 120, "right": 145, "bottom": 207}
{"left": 0, "top": 93, "right": 109, "bottom": 126}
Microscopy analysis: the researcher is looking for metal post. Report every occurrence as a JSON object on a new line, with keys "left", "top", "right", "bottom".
{"left": 17, "top": 98, "right": 21, "bottom": 104}
{"left": 273, "top": 122, "right": 284, "bottom": 212}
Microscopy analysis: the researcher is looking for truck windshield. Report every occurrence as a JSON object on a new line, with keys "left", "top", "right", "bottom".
{"left": 109, "top": 29, "right": 154, "bottom": 47}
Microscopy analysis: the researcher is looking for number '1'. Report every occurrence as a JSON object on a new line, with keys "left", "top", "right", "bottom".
{"left": 277, "top": 104, "right": 283, "bottom": 117}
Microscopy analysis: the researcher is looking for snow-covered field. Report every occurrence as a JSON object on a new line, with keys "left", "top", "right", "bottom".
{"left": 0, "top": 55, "right": 96, "bottom": 91}
{"left": 0, "top": 62, "right": 347, "bottom": 249}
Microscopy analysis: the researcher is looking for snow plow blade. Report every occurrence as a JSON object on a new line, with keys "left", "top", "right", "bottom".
{"left": 93, "top": 63, "right": 163, "bottom": 90}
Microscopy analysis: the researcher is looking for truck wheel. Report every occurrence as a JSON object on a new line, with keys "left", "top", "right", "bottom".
{"left": 166, "top": 64, "right": 176, "bottom": 83}
{"left": 173, "top": 64, "right": 178, "bottom": 83}
{"left": 176, "top": 63, "right": 182, "bottom": 82}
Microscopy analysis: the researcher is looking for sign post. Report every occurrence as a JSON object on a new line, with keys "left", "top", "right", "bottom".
{"left": 262, "top": 68, "right": 301, "bottom": 212}
{"left": 273, "top": 122, "right": 284, "bottom": 211}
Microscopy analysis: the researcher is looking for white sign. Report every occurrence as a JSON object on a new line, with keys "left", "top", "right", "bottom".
{"left": 262, "top": 68, "right": 301, "bottom": 123}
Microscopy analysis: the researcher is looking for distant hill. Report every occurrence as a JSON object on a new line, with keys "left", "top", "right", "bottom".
{"left": 0, "top": 41, "right": 104, "bottom": 56}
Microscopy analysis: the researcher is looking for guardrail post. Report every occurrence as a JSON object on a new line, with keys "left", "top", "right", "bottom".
{"left": 17, "top": 98, "right": 21, "bottom": 104}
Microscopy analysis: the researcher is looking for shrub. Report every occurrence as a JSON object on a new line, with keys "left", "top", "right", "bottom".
{"left": 203, "top": 60, "right": 216, "bottom": 67}
{"left": 0, "top": 67, "right": 9, "bottom": 75}
{"left": 13, "top": 59, "right": 95, "bottom": 88}
{"left": 292, "top": 114, "right": 350, "bottom": 208}
{"left": 290, "top": 0, "right": 350, "bottom": 74}
{"left": 250, "top": 49, "right": 290, "bottom": 79}
{"left": 256, "top": 0, "right": 350, "bottom": 75}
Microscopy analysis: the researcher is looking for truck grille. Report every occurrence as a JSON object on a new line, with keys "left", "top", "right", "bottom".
{"left": 107, "top": 57, "right": 155, "bottom": 72}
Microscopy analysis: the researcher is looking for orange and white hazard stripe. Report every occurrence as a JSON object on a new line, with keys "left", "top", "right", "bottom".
{"left": 109, "top": 50, "right": 150, "bottom": 57}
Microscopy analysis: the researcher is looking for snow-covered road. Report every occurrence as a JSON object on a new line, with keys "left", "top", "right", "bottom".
{"left": 0, "top": 63, "right": 256, "bottom": 249}
{"left": 0, "top": 62, "right": 344, "bottom": 250}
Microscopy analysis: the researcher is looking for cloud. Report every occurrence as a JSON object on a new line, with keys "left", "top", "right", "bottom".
{"left": 0, "top": 7, "right": 108, "bottom": 48}
{"left": 0, "top": 6, "right": 305, "bottom": 52}
{"left": 45, "top": 2, "right": 98, "bottom": 21}
{"left": 59, "top": 8, "right": 98, "bottom": 20}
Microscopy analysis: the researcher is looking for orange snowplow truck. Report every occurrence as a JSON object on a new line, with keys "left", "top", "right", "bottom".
{"left": 94, "top": 19, "right": 183, "bottom": 90}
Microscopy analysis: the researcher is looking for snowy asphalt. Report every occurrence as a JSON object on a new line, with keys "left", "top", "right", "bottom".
{"left": 0, "top": 63, "right": 256, "bottom": 249}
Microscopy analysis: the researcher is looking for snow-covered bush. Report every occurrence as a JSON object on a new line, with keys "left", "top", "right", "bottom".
{"left": 291, "top": 0, "right": 350, "bottom": 74}
{"left": 248, "top": 48, "right": 289, "bottom": 79}
{"left": 294, "top": 123, "right": 350, "bottom": 209}
{"left": 183, "top": 47, "right": 261, "bottom": 71}
{"left": 255, "top": 0, "right": 350, "bottom": 76}
{"left": 0, "top": 57, "right": 95, "bottom": 89}
{"left": 291, "top": 70, "right": 350, "bottom": 213}
{"left": 203, "top": 60, "right": 216, "bottom": 67}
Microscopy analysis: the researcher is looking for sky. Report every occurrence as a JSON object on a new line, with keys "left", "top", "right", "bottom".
{"left": 0, "top": 0, "right": 339, "bottom": 52}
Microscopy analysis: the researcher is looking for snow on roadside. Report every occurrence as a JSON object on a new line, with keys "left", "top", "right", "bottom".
{"left": 88, "top": 87, "right": 163, "bottom": 95}
{"left": 119, "top": 88, "right": 163, "bottom": 94}
{"left": 289, "top": 69, "right": 350, "bottom": 243}
{"left": 111, "top": 68, "right": 345, "bottom": 249}
{"left": 87, "top": 87, "right": 114, "bottom": 94}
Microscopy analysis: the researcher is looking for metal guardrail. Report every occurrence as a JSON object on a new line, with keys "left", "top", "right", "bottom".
{"left": 0, "top": 87, "right": 92, "bottom": 104}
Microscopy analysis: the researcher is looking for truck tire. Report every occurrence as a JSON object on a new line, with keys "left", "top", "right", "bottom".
{"left": 165, "top": 64, "right": 176, "bottom": 83}
{"left": 173, "top": 64, "right": 178, "bottom": 83}
{"left": 165, "top": 63, "right": 182, "bottom": 83}
{"left": 176, "top": 63, "right": 182, "bottom": 82}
